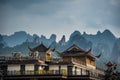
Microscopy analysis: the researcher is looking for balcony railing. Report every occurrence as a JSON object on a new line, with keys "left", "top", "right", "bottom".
{"left": 7, "top": 70, "right": 67, "bottom": 76}
{"left": 6, "top": 69, "right": 104, "bottom": 78}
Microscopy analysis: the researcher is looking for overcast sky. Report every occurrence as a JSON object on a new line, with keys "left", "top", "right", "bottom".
{"left": 0, "top": 0, "right": 120, "bottom": 41}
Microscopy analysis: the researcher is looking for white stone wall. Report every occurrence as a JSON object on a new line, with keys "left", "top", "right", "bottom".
{"left": 49, "top": 65, "right": 59, "bottom": 70}
{"left": 8, "top": 64, "right": 44, "bottom": 71}
{"left": 25, "top": 64, "right": 34, "bottom": 71}
{"left": 49, "top": 65, "right": 67, "bottom": 70}
{"left": 61, "top": 65, "right": 67, "bottom": 70}
{"left": 8, "top": 64, "right": 20, "bottom": 71}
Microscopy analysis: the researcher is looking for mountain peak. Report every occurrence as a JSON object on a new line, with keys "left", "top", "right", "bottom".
{"left": 83, "top": 32, "right": 87, "bottom": 35}
{"left": 102, "top": 29, "right": 115, "bottom": 38}
{"left": 69, "top": 30, "right": 81, "bottom": 40}
{"left": 41, "top": 35, "right": 46, "bottom": 39}
{"left": 33, "top": 34, "right": 40, "bottom": 43}
{"left": 59, "top": 35, "right": 66, "bottom": 46}
{"left": 50, "top": 34, "right": 56, "bottom": 41}
{"left": 97, "top": 31, "right": 101, "bottom": 35}
{"left": 71, "top": 30, "right": 81, "bottom": 37}
{"left": 102, "top": 29, "right": 112, "bottom": 35}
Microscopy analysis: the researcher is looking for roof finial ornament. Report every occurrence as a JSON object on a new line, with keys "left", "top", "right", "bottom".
{"left": 96, "top": 53, "right": 102, "bottom": 58}
{"left": 96, "top": 49, "right": 103, "bottom": 59}
{"left": 87, "top": 48, "right": 92, "bottom": 54}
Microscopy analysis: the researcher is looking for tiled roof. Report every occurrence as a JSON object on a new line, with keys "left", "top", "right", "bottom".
{"left": 64, "top": 44, "right": 86, "bottom": 52}
{"left": 62, "top": 44, "right": 97, "bottom": 59}
{"left": 29, "top": 43, "right": 49, "bottom": 52}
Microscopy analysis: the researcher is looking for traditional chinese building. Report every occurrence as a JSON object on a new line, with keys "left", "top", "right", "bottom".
{"left": 0, "top": 43, "right": 105, "bottom": 80}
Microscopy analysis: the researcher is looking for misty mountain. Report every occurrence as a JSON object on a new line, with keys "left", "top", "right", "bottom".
{"left": 3, "top": 31, "right": 33, "bottom": 47}
{"left": 39, "top": 34, "right": 56, "bottom": 47}
{"left": 0, "top": 34, "right": 7, "bottom": 48}
{"left": 0, "top": 29, "right": 120, "bottom": 67}
{"left": 59, "top": 35, "right": 66, "bottom": 46}
{"left": 2, "top": 31, "right": 57, "bottom": 47}
{"left": 83, "top": 29, "right": 116, "bottom": 57}
{"left": 33, "top": 34, "right": 40, "bottom": 43}
{"left": 111, "top": 38, "right": 120, "bottom": 64}
{"left": 0, "top": 41, "right": 39, "bottom": 54}
{"left": 83, "top": 29, "right": 116, "bottom": 47}
{"left": 67, "top": 31, "right": 92, "bottom": 50}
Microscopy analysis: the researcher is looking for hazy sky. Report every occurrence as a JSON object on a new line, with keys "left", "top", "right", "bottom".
{"left": 0, "top": 0, "right": 120, "bottom": 41}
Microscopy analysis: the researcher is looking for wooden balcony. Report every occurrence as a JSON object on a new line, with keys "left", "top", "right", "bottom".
{"left": 2, "top": 69, "right": 105, "bottom": 80}
{"left": 7, "top": 70, "right": 67, "bottom": 76}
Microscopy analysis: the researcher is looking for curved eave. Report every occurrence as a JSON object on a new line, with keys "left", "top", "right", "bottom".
{"left": 95, "top": 53, "right": 102, "bottom": 59}
{"left": 86, "top": 48, "right": 101, "bottom": 60}
{"left": 86, "top": 53, "right": 97, "bottom": 60}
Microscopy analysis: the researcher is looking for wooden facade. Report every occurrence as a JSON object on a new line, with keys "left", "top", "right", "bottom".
{"left": 62, "top": 45, "right": 96, "bottom": 70}
{"left": 0, "top": 44, "right": 105, "bottom": 80}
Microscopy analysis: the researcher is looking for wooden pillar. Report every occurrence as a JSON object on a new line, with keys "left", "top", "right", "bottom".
{"left": 44, "top": 65, "right": 49, "bottom": 74}
{"left": 34, "top": 64, "right": 39, "bottom": 74}
{"left": 34, "top": 64, "right": 39, "bottom": 71}
{"left": 86, "top": 70, "right": 89, "bottom": 75}
{"left": 88, "top": 70, "right": 90, "bottom": 76}
{"left": 20, "top": 65, "right": 25, "bottom": 75}
{"left": 59, "top": 65, "right": 61, "bottom": 74}
{"left": 75, "top": 67, "right": 77, "bottom": 75}
{"left": 81, "top": 68, "right": 82, "bottom": 75}
{"left": 1, "top": 65, "right": 7, "bottom": 75}
{"left": 67, "top": 65, "right": 73, "bottom": 76}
